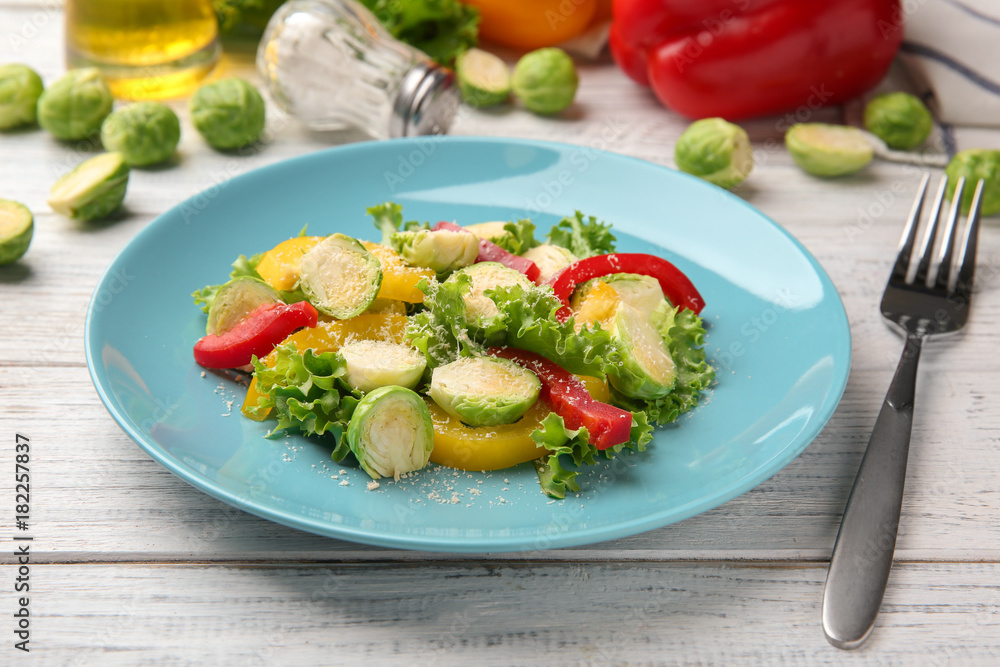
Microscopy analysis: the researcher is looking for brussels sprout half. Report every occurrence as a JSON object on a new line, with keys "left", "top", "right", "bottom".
{"left": 429, "top": 356, "right": 541, "bottom": 427}
{"left": 101, "top": 102, "right": 181, "bottom": 167}
{"left": 447, "top": 262, "right": 533, "bottom": 331}
{"left": 390, "top": 228, "right": 479, "bottom": 275}
{"left": 0, "top": 64, "right": 44, "bottom": 130}
{"left": 608, "top": 302, "right": 676, "bottom": 400}
{"left": 464, "top": 221, "right": 510, "bottom": 245}
{"left": 206, "top": 276, "right": 282, "bottom": 335}
{"left": 0, "top": 199, "right": 33, "bottom": 265}
{"left": 299, "top": 233, "right": 382, "bottom": 319}
{"left": 597, "top": 273, "right": 666, "bottom": 318}
{"left": 339, "top": 340, "right": 426, "bottom": 393}
{"left": 47, "top": 152, "right": 130, "bottom": 221}
{"left": 674, "top": 118, "right": 753, "bottom": 189}
{"left": 785, "top": 124, "right": 873, "bottom": 177}
{"left": 945, "top": 149, "right": 1000, "bottom": 217}
{"left": 522, "top": 244, "right": 577, "bottom": 283}
{"left": 864, "top": 92, "right": 933, "bottom": 151}
{"left": 37, "top": 68, "right": 113, "bottom": 141}
{"left": 456, "top": 48, "right": 511, "bottom": 108}
{"left": 511, "top": 48, "right": 578, "bottom": 115}
{"left": 347, "top": 385, "right": 435, "bottom": 480}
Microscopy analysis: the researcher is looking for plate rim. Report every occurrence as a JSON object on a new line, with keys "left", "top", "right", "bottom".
{"left": 85, "top": 136, "right": 852, "bottom": 553}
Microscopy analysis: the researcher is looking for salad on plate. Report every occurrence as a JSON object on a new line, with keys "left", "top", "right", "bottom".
{"left": 190, "top": 204, "right": 715, "bottom": 499}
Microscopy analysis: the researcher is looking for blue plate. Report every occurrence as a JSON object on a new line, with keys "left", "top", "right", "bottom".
{"left": 86, "top": 137, "right": 850, "bottom": 553}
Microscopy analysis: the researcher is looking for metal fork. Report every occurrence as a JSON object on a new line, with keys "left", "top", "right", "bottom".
{"left": 822, "top": 174, "right": 986, "bottom": 649}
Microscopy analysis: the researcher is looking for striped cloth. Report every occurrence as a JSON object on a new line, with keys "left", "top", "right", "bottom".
{"left": 902, "top": 0, "right": 1000, "bottom": 127}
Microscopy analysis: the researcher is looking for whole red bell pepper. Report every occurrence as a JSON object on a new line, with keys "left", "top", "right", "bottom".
{"left": 548, "top": 252, "right": 705, "bottom": 321}
{"left": 490, "top": 347, "right": 633, "bottom": 450}
{"left": 193, "top": 301, "right": 318, "bottom": 369}
{"left": 610, "top": 0, "right": 903, "bottom": 120}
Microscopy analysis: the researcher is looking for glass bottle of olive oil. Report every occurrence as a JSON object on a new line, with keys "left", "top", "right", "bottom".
{"left": 66, "top": 0, "right": 220, "bottom": 100}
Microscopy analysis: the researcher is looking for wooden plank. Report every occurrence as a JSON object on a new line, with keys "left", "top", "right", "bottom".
{"left": 1, "top": 364, "right": 998, "bottom": 561}
{"left": 9, "top": 562, "right": 1000, "bottom": 665}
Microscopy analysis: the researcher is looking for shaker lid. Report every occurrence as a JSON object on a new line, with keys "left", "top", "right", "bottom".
{"left": 391, "top": 62, "right": 460, "bottom": 138}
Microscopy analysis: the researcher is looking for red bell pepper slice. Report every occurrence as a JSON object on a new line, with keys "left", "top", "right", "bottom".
{"left": 611, "top": 0, "right": 903, "bottom": 120}
{"left": 193, "top": 301, "right": 318, "bottom": 369}
{"left": 490, "top": 347, "right": 632, "bottom": 450}
{"left": 434, "top": 221, "right": 541, "bottom": 284}
{"left": 548, "top": 253, "right": 704, "bottom": 321}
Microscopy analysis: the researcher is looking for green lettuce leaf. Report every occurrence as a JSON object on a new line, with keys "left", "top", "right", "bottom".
{"left": 531, "top": 412, "right": 596, "bottom": 499}
{"left": 250, "top": 344, "right": 361, "bottom": 462}
{"left": 406, "top": 278, "right": 614, "bottom": 377}
{"left": 359, "top": 0, "right": 479, "bottom": 65}
{"left": 489, "top": 219, "right": 539, "bottom": 255}
{"left": 610, "top": 305, "right": 715, "bottom": 425}
{"left": 547, "top": 211, "right": 617, "bottom": 258}
{"left": 485, "top": 284, "right": 612, "bottom": 377}
{"left": 215, "top": 0, "right": 478, "bottom": 66}
{"left": 368, "top": 202, "right": 431, "bottom": 245}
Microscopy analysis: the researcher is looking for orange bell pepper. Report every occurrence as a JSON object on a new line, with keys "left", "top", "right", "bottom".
{"left": 255, "top": 236, "right": 323, "bottom": 291}
{"left": 462, "top": 0, "right": 597, "bottom": 49}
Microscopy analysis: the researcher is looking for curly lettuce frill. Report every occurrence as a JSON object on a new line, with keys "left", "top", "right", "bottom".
{"left": 250, "top": 344, "right": 361, "bottom": 462}
{"left": 405, "top": 277, "right": 614, "bottom": 377}
{"left": 547, "top": 211, "right": 617, "bottom": 258}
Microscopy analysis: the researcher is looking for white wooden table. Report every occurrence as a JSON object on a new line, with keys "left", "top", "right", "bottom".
{"left": 3, "top": 3, "right": 1000, "bottom": 665}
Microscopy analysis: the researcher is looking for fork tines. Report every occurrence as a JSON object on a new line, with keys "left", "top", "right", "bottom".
{"left": 893, "top": 173, "right": 986, "bottom": 297}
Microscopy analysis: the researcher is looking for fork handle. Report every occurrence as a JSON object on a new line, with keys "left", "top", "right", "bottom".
{"left": 822, "top": 333, "right": 923, "bottom": 649}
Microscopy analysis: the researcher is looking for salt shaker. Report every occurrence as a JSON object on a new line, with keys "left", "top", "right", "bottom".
{"left": 256, "top": 0, "right": 460, "bottom": 138}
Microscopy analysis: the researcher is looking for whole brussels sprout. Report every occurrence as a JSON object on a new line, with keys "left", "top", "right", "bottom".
{"left": 48, "top": 152, "right": 130, "bottom": 221}
{"left": 864, "top": 92, "right": 933, "bottom": 150}
{"left": 0, "top": 199, "right": 33, "bottom": 265}
{"left": 190, "top": 77, "right": 266, "bottom": 149}
{"left": 456, "top": 48, "right": 511, "bottom": 108}
{"left": 429, "top": 356, "right": 540, "bottom": 427}
{"left": 785, "top": 123, "right": 873, "bottom": 177}
{"left": 100, "top": 102, "right": 181, "bottom": 166}
{"left": 37, "top": 68, "right": 113, "bottom": 140}
{"left": 674, "top": 118, "right": 753, "bottom": 189}
{"left": 945, "top": 149, "right": 1000, "bottom": 216}
{"left": 347, "top": 385, "right": 435, "bottom": 480}
{"left": 511, "top": 48, "right": 578, "bottom": 115}
{"left": 0, "top": 64, "right": 44, "bottom": 130}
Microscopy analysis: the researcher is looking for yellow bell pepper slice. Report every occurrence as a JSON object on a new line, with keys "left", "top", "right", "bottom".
{"left": 362, "top": 241, "right": 435, "bottom": 303}
{"left": 255, "top": 236, "right": 324, "bottom": 291}
{"left": 240, "top": 313, "right": 408, "bottom": 420}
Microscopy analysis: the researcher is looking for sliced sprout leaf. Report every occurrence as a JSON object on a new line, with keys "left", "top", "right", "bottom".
{"left": 251, "top": 344, "right": 360, "bottom": 462}
{"left": 609, "top": 304, "right": 714, "bottom": 424}
{"left": 547, "top": 211, "right": 616, "bottom": 258}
